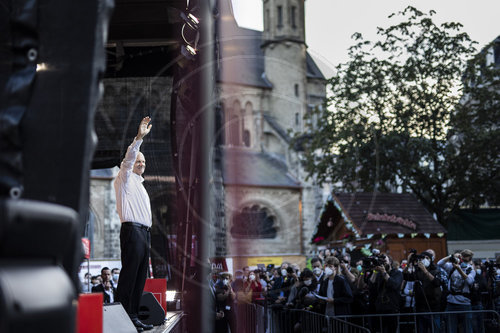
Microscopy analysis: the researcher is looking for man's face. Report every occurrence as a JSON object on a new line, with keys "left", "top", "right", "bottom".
{"left": 312, "top": 261, "right": 322, "bottom": 269}
{"left": 384, "top": 256, "right": 391, "bottom": 267}
{"left": 462, "top": 254, "right": 472, "bottom": 263}
{"left": 104, "top": 280, "right": 112, "bottom": 290}
{"left": 243, "top": 267, "right": 250, "bottom": 276}
{"left": 133, "top": 152, "right": 146, "bottom": 175}
{"left": 102, "top": 269, "right": 112, "bottom": 282}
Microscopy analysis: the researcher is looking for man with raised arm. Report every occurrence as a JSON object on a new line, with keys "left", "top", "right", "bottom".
{"left": 114, "top": 117, "right": 153, "bottom": 332}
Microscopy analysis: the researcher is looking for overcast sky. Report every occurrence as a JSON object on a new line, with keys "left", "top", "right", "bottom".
{"left": 231, "top": 0, "right": 500, "bottom": 77}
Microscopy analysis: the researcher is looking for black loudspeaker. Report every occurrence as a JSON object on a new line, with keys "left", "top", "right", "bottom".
{"left": 0, "top": 266, "right": 75, "bottom": 333}
{"left": 139, "top": 292, "right": 165, "bottom": 326}
{"left": 103, "top": 303, "right": 136, "bottom": 333}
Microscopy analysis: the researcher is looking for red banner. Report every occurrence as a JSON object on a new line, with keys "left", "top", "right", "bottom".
{"left": 81, "top": 238, "right": 90, "bottom": 259}
{"left": 210, "top": 257, "right": 228, "bottom": 272}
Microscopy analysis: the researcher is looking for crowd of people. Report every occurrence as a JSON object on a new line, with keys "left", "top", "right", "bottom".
{"left": 211, "top": 248, "right": 500, "bottom": 333}
{"left": 81, "top": 267, "right": 121, "bottom": 304}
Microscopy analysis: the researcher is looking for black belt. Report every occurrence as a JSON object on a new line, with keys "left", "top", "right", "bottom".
{"left": 122, "top": 221, "right": 151, "bottom": 232}
{"left": 450, "top": 291, "right": 471, "bottom": 298}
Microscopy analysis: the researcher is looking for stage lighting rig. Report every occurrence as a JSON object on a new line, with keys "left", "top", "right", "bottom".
{"left": 180, "top": 10, "right": 200, "bottom": 60}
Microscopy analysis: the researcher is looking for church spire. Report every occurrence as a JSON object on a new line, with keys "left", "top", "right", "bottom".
{"left": 262, "top": 0, "right": 305, "bottom": 46}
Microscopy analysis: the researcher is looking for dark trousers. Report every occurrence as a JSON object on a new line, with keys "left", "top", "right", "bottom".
{"left": 116, "top": 223, "right": 150, "bottom": 319}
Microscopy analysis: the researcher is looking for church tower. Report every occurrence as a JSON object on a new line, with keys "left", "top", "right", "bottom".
{"left": 262, "top": 0, "right": 307, "bottom": 133}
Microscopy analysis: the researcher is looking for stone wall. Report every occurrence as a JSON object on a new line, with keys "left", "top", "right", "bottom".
{"left": 89, "top": 170, "right": 121, "bottom": 259}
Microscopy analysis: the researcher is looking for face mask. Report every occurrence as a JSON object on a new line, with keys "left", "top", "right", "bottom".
{"left": 496, "top": 269, "right": 500, "bottom": 276}
{"left": 356, "top": 265, "right": 362, "bottom": 272}
{"left": 476, "top": 269, "right": 481, "bottom": 275}
{"left": 249, "top": 274, "right": 255, "bottom": 281}
{"left": 460, "top": 262, "right": 467, "bottom": 269}
{"left": 113, "top": 274, "right": 119, "bottom": 281}
{"left": 422, "top": 258, "right": 430, "bottom": 268}
{"left": 324, "top": 267, "right": 333, "bottom": 277}
{"left": 304, "top": 279, "right": 312, "bottom": 286}
{"left": 223, "top": 279, "right": 229, "bottom": 286}
{"left": 281, "top": 269, "right": 287, "bottom": 276}
{"left": 313, "top": 267, "right": 322, "bottom": 276}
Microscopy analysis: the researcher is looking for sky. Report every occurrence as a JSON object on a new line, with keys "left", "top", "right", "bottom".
{"left": 231, "top": 0, "right": 500, "bottom": 77}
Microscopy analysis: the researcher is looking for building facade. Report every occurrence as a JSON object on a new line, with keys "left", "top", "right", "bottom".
{"left": 217, "top": 0, "right": 327, "bottom": 267}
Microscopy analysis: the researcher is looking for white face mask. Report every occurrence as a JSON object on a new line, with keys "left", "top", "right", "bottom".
{"left": 249, "top": 274, "right": 255, "bottom": 281}
{"left": 313, "top": 267, "right": 322, "bottom": 276}
{"left": 281, "top": 269, "right": 287, "bottom": 276}
{"left": 422, "top": 258, "right": 430, "bottom": 268}
{"left": 223, "top": 279, "right": 229, "bottom": 285}
{"left": 496, "top": 269, "right": 500, "bottom": 276}
{"left": 476, "top": 269, "right": 481, "bottom": 275}
{"left": 113, "top": 274, "right": 119, "bottom": 282}
{"left": 324, "top": 267, "right": 334, "bottom": 277}
{"left": 304, "top": 279, "right": 312, "bottom": 286}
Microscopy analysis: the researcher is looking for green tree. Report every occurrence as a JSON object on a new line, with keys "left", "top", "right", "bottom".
{"left": 296, "top": 7, "right": 500, "bottom": 225}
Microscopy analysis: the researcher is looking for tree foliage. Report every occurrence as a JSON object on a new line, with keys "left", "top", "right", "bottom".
{"left": 296, "top": 7, "right": 500, "bottom": 225}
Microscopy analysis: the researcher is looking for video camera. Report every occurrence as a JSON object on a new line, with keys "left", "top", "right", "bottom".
{"left": 362, "top": 254, "right": 386, "bottom": 270}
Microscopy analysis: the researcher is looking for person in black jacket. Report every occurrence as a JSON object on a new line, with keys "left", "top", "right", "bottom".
{"left": 403, "top": 251, "right": 443, "bottom": 333}
{"left": 367, "top": 253, "right": 403, "bottom": 333}
{"left": 318, "top": 257, "right": 353, "bottom": 317}
{"left": 470, "top": 260, "right": 488, "bottom": 333}
{"left": 91, "top": 267, "right": 117, "bottom": 304}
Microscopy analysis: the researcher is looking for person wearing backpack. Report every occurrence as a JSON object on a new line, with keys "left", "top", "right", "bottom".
{"left": 437, "top": 249, "right": 476, "bottom": 333}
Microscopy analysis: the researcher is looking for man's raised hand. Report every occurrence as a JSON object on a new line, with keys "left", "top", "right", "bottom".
{"left": 136, "top": 116, "right": 152, "bottom": 140}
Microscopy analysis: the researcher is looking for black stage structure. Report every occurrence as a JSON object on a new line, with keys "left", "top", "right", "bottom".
{"left": 1, "top": 0, "right": 215, "bottom": 332}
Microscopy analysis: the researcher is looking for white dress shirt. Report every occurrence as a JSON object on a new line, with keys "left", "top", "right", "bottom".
{"left": 114, "top": 139, "right": 152, "bottom": 227}
{"left": 104, "top": 287, "right": 115, "bottom": 303}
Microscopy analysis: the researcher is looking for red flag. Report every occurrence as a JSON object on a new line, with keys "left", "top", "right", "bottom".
{"left": 81, "top": 238, "right": 90, "bottom": 259}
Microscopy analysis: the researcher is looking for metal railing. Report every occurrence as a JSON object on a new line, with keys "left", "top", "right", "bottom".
{"left": 228, "top": 302, "right": 500, "bottom": 333}
{"left": 267, "top": 307, "right": 370, "bottom": 333}
{"left": 336, "top": 309, "right": 500, "bottom": 333}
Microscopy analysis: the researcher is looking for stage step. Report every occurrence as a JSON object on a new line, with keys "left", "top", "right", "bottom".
{"left": 149, "top": 311, "right": 184, "bottom": 333}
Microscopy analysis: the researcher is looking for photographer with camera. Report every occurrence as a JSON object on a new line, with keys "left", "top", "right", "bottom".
{"left": 339, "top": 253, "right": 357, "bottom": 284}
{"left": 366, "top": 253, "right": 403, "bottom": 333}
{"left": 403, "top": 250, "right": 443, "bottom": 333}
{"left": 437, "top": 249, "right": 476, "bottom": 333}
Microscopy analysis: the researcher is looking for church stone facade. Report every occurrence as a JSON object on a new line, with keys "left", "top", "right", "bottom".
{"left": 217, "top": 0, "right": 326, "bottom": 265}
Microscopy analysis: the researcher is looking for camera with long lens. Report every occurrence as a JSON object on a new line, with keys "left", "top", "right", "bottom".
{"left": 362, "top": 254, "right": 386, "bottom": 270}
{"left": 409, "top": 249, "right": 424, "bottom": 265}
{"left": 449, "top": 255, "right": 459, "bottom": 264}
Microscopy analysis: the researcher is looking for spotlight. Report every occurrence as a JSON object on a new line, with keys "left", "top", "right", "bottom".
{"left": 180, "top": 9, "right": 200, "bottom": 60}
{"left": 166, "top": 290, "right": 181, "bottom": 311}
{"left": 166, "top": 290, "right": 177, "bottom": 302}
{"left": 36, "top": 63, "right": 48, "bottom": 71}
{"left": 180, "top": 11, "right": 199, "bottom": 31}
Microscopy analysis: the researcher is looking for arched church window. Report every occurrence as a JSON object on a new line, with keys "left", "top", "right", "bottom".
{"left": 228, "top": 114, "right": 240, "bottom": 146}
{"left": 231, "top": 205, "right": 277, "bottom": 239}
{"left": 277, "top": 6, "right": 283, "bottom": 28}
{"left": 243, "top": 130, "right": 251, "bottom": 147}
{"left": 291, "top": 6, "right": 297, "bottom": 28}
{"left": 265, "top": 9, "right": 270, "bottom": 31}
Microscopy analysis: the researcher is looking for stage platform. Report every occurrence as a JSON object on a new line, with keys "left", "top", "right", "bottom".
{"left": 150, "top": 311, "right": 184, "bottom": 333}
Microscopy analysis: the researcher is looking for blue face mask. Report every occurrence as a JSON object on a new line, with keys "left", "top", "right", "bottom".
{"left": 356, "top": 265, "right": 362, "bottom": 272}
{"left": 460, "top": 262, "right": 467, "bottom": 269}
